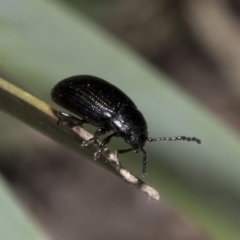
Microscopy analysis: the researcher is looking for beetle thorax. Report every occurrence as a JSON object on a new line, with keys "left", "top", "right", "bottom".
{"left": 110, "top": 105, "right": 148, "bottom": 148}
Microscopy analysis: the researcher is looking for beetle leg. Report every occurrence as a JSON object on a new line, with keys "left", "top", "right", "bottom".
{"left": 117, "top": 148, "right": 134, "bottom": 155}
{"left": 99, "top": 132, "right": 116, "bottom": 148}
{"left": 94, "top": 133, "right": 116, "bottom": 159}
{"left": 56, "top": 111, "right": 86, "bottom": 127}
{"left": 117, "top": 147, "right": 148, "bottom": 176}
{"left": 95, "top": 128, "right": 108, "bottom": 138}
{"left": 115, "top": 148, "right": 134, "bottom": 168}
{"left": 81, "top": 127, "right": 108, "bottom": 147}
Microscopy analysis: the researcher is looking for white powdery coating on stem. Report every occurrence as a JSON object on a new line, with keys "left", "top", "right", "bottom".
{"left": 119, "top": 168, "right": 160, "bottom": 201}
{"left": 140, "top": 185, "right": 160, "bottom": 201}
{"left": 119, "top": 169, "right": 138, "bottom": 183}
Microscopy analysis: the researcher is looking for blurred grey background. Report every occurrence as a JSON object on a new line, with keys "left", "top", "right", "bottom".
{"left": 1, "top": 0, "right": 240, "bottom": 239}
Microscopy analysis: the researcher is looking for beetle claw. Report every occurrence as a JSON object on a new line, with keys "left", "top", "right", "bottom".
{"left": 80, "top": 137, "right": 95, "bottom": 147}
{"left": 94, "top": 150, "right": 101, "bottom": 160}
{"left": 80, "top": 142, "right": 88, "bottom": 148}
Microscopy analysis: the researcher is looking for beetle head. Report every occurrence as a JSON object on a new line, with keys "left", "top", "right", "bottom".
{"left": 125, "top": 127, "right": 148, "bottom": 150}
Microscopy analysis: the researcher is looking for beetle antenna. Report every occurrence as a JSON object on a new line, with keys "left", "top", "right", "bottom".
{"left": 148, "top": 136, "right": 201, "bottom": 144}
{"left": 141, "top": 148, "right": 148, "bottom": 176}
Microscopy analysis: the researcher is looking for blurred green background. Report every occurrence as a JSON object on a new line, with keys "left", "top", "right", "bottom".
{"left": 1, "top": 0, "right": 240, "bottom": 239}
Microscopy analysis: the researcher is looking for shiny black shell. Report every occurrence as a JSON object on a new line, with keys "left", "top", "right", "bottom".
{"left": 51, "top": 75, "right": 148, "bottom": 146}
{"left": 51, "top": 75, "right": 201, "bottom": 176}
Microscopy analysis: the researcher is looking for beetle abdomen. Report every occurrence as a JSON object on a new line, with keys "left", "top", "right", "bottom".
{"left": 51, "top": 75, "right": 137, "bottom": 127}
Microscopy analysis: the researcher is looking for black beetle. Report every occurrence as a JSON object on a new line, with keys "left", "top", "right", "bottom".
{"left": 51, "top": 75, "right": 201, "bottom": 176}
